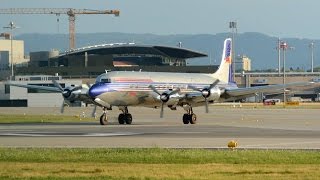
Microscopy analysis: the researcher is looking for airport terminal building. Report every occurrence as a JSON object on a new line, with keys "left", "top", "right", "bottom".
{"left": 17, "top": 43, "right": 217, "bottom": 77}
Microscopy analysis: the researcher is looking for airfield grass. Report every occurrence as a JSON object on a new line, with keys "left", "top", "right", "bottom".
{"left": 0, "top": 148, "right": 320, "bottom": 179}
{"left": 0, "top": 114, "right": 94, "bottom": 124}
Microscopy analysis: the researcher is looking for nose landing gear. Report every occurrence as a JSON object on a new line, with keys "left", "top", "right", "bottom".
{"left": 99, "top": 107, "right": 108, "bottom": 125}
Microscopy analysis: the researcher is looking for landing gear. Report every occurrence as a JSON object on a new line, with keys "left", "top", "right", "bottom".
{"left": 182, "top": 107, "right": 197, "bottom": 124}
{"left": 99, "top": 107, "right": 108, "bottom": 125}
{"left": 118, "top": 114, "right": 125, "bottom": 124}
{"left": 118, "top": 107, "right": 133, "bottom": 125}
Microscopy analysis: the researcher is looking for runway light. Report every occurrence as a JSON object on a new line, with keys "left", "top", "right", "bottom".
{"left": 228, "top": 140, "right": 238, "bottom": 150}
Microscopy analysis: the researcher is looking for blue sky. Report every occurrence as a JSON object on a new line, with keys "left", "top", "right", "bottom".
{"left": 1, "top": 0, "right": 319, "bottom": 39}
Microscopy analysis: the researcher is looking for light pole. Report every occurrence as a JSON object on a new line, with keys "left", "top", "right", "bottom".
{"left": 3, "top": 21, "right": 18, "bottom": 80}
{"left": 309, "top": 42, "right": 315, "bottom": 73}
{"left": 277, "top": 38, "right": 281, "bottom": 76}
{"left": 279, "top": 41, "right": 293, "bottom": 106}
{"left": 229, "top": 21, "right": 237, "bottom": 82}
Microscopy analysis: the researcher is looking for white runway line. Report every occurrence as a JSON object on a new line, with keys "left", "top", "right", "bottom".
{"left": 0, "top": 132, "right": 143, "bottom": 137}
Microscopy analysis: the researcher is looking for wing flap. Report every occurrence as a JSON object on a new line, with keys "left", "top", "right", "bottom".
{"left": 225, "top": 82, "right": 315, "bottom": 97}
{"left": 7, "top": 83, "right": 61, "bottom": 92}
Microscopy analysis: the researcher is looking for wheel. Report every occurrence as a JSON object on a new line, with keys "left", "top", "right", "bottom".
{"left": 118, "top": 114, "right": 125, "bottom": 124}
{"left": 125, "top": 114, "right": 133, "bottom": 124}
{"left": 100, "top": 113, "right": 108, "bottom": 125}
{"left": 183, "top": 114, "right": 190, "bottom": 124}
{"left": 190, "top": 113, "right": 197, "bottom": 124}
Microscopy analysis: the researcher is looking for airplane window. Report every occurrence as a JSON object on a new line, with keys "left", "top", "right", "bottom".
{"left": 100, "top": 79, "right": 111, "bottom": 83}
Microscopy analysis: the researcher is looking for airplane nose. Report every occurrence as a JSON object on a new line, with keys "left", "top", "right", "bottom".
{"left": 88, "top": 83, "right": 110, "bottom": 98}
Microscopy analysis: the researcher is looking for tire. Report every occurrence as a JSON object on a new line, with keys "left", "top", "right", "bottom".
{"left": 118, "top": 114, "right": 125, "bottom": 124}
{"left": 100, "top": 113, "right": 108, "bottom": 125}
{"left": 190, "top": 114, "right": 197, "bottom": 124}
{"left": 183, "top": 114, "right": 190, "bottom": 124}
{"left": 125, "top": 114, "right": 133, "bottom": 124}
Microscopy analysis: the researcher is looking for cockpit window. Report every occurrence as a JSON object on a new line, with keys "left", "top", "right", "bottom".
{"left": 100, "top": 78, "right": 111, "bottom": 83}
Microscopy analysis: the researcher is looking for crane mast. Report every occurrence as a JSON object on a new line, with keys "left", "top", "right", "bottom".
{"left": 0, "top": 8, "right": 120, "bottom": 49}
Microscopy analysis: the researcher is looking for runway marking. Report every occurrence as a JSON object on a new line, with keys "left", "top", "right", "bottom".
{"left": 0, "top": 132, "right": 143, "bottom": 137}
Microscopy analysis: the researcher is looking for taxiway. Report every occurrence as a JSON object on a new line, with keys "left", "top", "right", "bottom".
{"left": 0, "top": 106, "right": 320, "bottom": 149}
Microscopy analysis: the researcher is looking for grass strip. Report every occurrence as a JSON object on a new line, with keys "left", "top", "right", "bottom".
{"left": 0, "top": 162, "right": 319, "bottom": 180}
{"left": 0, "top": 148, "right": 319, "bottom": 179}
{"left": 0, "top": 148, "right": 320, "bottom": 164}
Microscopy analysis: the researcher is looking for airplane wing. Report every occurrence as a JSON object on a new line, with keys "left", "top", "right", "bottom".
{"left": 7, "top": 83, "right": 61, "bottom": 92}
{"left": 224, "top": 81, "right": 316, "bottom": 97}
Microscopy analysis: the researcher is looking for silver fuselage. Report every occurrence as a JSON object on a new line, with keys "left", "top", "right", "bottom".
{"left": 89, "top": 71, "right": 237, "bottom": 108}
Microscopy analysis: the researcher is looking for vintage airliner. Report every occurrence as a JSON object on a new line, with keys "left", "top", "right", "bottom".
{"left": 87, "top": 38, "right": 313, "bottom": 125}
{"left": 8, "top": 38, "right": 314, "bottom": 125}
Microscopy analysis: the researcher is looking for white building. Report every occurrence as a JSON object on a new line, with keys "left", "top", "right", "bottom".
{"left": 0, "top": 38, "right": 29, "bottom": 69}
{"left": 0, "top": 75, "right": 82, "bottom": 107}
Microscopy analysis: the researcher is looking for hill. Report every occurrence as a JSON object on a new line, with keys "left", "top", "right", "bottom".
{"left": 16, "top": 32, "right": 320, "bottom": 70}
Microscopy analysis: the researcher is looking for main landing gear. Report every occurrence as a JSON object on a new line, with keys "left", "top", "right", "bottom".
{"left": 182, "top": 107, "right": 197, "bottom": 124}
{"left": 99, "top": 106, "right": 133, "bottom": 125}
{"left": 118, "top": 107, "right": 133, "bottom": 125}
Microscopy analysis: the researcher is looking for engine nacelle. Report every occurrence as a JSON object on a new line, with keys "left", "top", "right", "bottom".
{"left": 62, "top": 88, "right": 81, "bottom": 102}
{"left": 207, "top": 87, "right": 221, "bottom": 101}
{"left": 158, "top": 90, "right": 180, "bottom": 106}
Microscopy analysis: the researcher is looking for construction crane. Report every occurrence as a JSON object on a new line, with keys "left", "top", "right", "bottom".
{"left": 0, "top": 8, "right": 120, "bottom": 49}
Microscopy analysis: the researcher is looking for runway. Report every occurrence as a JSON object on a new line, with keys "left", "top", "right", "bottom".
{"left": 0, "top": 107, "right": 320, "bottom": 149}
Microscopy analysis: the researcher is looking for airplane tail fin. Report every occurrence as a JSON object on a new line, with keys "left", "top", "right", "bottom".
{"left": 211, "top": 38, "right": 234, "bottom": 83}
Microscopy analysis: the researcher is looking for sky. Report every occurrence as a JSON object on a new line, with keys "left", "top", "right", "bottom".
{"left": 1, "top": 0, "right": 320, "bottom": 39}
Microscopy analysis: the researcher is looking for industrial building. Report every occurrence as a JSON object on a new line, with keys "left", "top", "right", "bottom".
{"left": 236, "top": 55, "right": 251, "bottom": 72}
{"left": 0, "top": 34, "right": 29, "bottom": 70}
{"left": 29, "top": 50, "right": 59, "bottom": 67}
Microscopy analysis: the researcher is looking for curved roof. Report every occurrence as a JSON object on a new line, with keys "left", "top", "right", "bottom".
{"left": 61, "top": 44, "right": 207, "bottom": 59}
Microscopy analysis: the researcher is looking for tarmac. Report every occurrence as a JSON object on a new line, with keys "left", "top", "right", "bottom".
{"left": 0, "top": 106, "right": 320, "bottom": 149}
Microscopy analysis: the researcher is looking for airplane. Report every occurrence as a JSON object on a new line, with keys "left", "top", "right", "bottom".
{"left": 87, "top": 38, "right": 315, "bottom": 125}
{"left": 8, "top": 38, "right": 315, "bottom": 125}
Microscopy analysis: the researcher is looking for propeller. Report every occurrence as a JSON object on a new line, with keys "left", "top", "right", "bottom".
{"left": 149, "top": 85, "right": 180, "bottom": 118}
{"left": 188, "top": 79, "right": 220, "bottom": 113}
{"left": 52, "top": 80, "right": 82, "bottom": 113}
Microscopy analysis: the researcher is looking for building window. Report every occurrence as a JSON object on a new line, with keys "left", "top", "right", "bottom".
{"left": 5, "top": 85, "right": 10, "bottom": 94}
{"left": 30, "top": 77, "right": 42, "bottom": 81}
{"left": 48, "top": 77, "right": 60, "bottom": 81}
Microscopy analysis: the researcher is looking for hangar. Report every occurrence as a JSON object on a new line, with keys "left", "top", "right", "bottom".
{"left": 53, "top": 43, "right": 207, "bottom": 67}
{"left": 17, "top": 43, "right": 217, "bottom": 76}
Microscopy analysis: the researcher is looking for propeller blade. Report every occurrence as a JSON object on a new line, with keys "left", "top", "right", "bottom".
{"left": 160, "top": 102, "right": 164, "bottom": 118}
{"left": 52, "top": 80, "right": 64, "bottom": 92}
{"left": 60, "top": 100, "right": 65, "bottom": 114}
{"left": 205, "top": 98, "right": 209, "bottom": 113}
{"left": 71, "top": 85, "right": 82, "bottom": 92}
{"left": 209, "top": 79, "right": 220, "bottom": 90}
{"left": 91, "top": 105, "right": 97, "bottom": 117}
{"left": 169, "top": 88, "right": 180, "bottom": 95}
{"left": 148, "top": 85, "right": 161, "bottom": 95}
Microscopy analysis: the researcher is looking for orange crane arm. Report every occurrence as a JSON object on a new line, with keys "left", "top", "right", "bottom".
{"left": 0, "top": 8, "right": 120, "bottom": 49}
{"left": 0, "top": 8, "right": 120, "bottom": 16}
